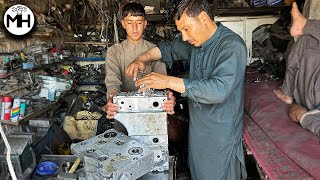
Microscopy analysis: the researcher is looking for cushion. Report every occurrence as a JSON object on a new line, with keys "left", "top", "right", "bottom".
{"left": 243, "top": 80, "right": 320, "bottom": 179}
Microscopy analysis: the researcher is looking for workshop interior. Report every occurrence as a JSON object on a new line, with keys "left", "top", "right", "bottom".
{"left": 0, "top": 0, "right": 319, "bottom": 179}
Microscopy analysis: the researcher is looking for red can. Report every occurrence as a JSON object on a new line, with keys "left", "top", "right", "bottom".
{"left": 1, "top": 96, "right": 12, "bottom": 120}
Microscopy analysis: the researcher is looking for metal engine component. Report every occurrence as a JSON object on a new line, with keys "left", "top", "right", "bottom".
{"left": 115, "top": 112, "right": 169, "bottom": 172}
{"left": 0, "top": 132, "right": 36, "bottom": 177}
{"left": 115, "top": 112, "right": 168, "bottom": 136}
{"left": 113, "top": 91, "right": 167, "bottom": 113}
{"left": 71, "top": 129, "right": 154, "bottom": 180}
{"left": 131, "top": 135, "right": 169, "bottom": 171}
{"left": 113, "top": 90, "right": 169, "bottom": 172}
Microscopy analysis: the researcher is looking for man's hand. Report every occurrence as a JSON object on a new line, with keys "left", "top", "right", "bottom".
{"left": 126, "top": 59, "right": 146, "bottom": 81}
{"left": 104, "top": 94, "right": 119, "bottom": 119}
{"left": 135, "top": 72, "right": 169, "bottom": 91}
{"left": 163, "top": 90, "right": 176, "bottom": 115}
{"left": 289, "top": 104, "right": 308, "bottom": 122}
{"left": 126, "top": 47, "right": 162, "bottom": 80}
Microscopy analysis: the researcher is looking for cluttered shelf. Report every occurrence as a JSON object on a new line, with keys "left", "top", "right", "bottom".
{"left": 0, "top": 41, "right": 76, "bottom": 129}
{"left": 0, "top": 71, "right": 73, "bottom": 126}
{"left": 0, "top": 61, "right": 65, "bottom": 98}
{"left": 216, "top": 5, "right": 290, "bottom": 16}
{"left": 0, "top": 101, "right": 57, "bottom": 126}
{"left": 145, "top": 6, "right": 287, "bottom": 22}
{"left": 64, "top": 41, "right": 110, "bottom": 46}
{"left": 67, "top": 57, "right": 105, "bottom": 66}
{"left": 0, "top": 83, "right": 32, "bottom": 96}
{"left": 0, "top": 60, "right": 63, "bottom": 79}
{"left": 0, "top": 68, "right": 23, "bottom": 79}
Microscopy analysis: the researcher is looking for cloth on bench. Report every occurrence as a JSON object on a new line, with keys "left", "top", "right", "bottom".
{"left": 243, "top": 80, "right": 320, "bottom": 179}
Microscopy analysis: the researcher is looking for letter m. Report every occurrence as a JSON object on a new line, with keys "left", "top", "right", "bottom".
{"left": 6, "top": 14, "right": 18, "bottom": 28}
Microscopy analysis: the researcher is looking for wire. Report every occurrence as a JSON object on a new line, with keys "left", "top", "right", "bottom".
{"left": 0, "top": 122, "right": 17, "bottom": 180}
{"left": 70, "top": 0, "right": 99, "bottom": 41}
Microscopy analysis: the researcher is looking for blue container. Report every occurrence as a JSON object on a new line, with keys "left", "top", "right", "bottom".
{"left": 22, "top": 62, "right": 35, "bottom": 70}
{"left": 36, "top": 161, "right": 57, "bottom": 176}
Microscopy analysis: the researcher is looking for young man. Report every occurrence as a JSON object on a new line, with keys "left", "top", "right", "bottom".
{"left": 126, "top": 0, "right": 247, "bottom": 179}
{"left": 105, "top": 2, "right": 175, "bottom": 118}
{"left": 273, "top": 2, "right": 320, "bottom": 136}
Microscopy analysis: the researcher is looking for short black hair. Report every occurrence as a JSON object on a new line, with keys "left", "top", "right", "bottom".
{"left": 121, "top": 2, "right": 146, "bottom": 20}
{"left": 174, "top": 0, "right": 214, "bottom": 21}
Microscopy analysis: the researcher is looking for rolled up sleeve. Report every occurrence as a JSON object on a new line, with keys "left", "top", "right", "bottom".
{"left": 300, "top": 109, "right": 320, "bottom": 137}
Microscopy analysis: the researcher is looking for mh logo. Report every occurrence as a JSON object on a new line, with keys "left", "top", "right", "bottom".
{"left": 3, "top": 4, "right": 35, "bottom": 36}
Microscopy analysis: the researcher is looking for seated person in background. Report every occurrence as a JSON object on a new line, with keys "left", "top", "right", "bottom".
{"left": 104, "top": 2, "right": 175, "bottom": 119}
{"left": 273, "top": 2, "right": 320, "bottom": 136}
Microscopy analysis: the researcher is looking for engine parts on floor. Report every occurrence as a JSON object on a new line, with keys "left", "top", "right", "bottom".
{"left": 71, "top": 129, "right": 154, "bottom": 179}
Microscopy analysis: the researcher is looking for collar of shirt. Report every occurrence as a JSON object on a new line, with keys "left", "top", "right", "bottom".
{"left": 199, "top": 22, "right": 223, "bottom": 51}
{"left": 124, "top": 39, "right": 145, "bottom": 49}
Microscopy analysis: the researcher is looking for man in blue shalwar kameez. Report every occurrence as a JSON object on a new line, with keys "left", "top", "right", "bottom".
{"left": 125, "top": 0, "right": 247, "bottom": 179}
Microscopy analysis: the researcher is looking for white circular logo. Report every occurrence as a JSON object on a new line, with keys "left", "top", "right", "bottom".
{"left": 3, "top": 4, "right": 35, "bottom": 36}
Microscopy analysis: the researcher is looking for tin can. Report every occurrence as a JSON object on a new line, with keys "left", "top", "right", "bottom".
{"left": 19, "top": 99, "right": 26, "bottom": 119}
{"left": 1, "top": 96, "right": 12, "bottom": 120}
{"left": 11, "top": 98, "right": 21, "bottom": 122}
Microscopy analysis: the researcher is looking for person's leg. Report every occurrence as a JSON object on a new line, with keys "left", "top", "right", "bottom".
{"left": 224, "top": 156, "right": 246, "bottom": 180}
{"left": 290, "top": 2, "right": 307, "bottom": 38}
{"left": 273, "top": 2, "right": 307, "bottom": 105}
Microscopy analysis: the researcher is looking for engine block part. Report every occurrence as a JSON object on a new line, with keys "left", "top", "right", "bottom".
{"left": 71, "top": 129, "right": 154, "bottom": 180}
{"left": 113, "top": 91, "right": 170, "bottom": 172}
{"left": 114, "top": 112, "right": 169, "bottom": 171}
{"left": 0, "top": 132, "right": 36, "bottom": 177}
{"left": 131, "top": 135, "right": 169, "bottom": 172}
{"left": 114, "top": 112, "right": 168, "bottom": 136}
{"left": 113, "top": 91, "right": 167, "bottom": 113}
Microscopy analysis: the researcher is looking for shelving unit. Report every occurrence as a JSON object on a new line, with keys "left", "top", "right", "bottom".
{"left": 0, "top": 60, "right": 62, "bottom": 79}
{"left": 0, "top": 61, "right": 66, "bottom": 126}
{"left": 64, "top": 41, "right": 109, "bottom": 46}
{"left": 0, "top": 101, "right": 57, "bottom": 126}
{"left": 0, "top": 69, "right": 23, "bottom": 79}
{"left": 68, "top": 57, "right": 105, "bottom": 66}
{"left": 0, "top": 83, "right": 32, "bottom": 96}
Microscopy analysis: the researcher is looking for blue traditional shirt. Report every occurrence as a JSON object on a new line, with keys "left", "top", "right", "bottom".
{"left": 159, "top": 23, "right": 247, "bottom": 180}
